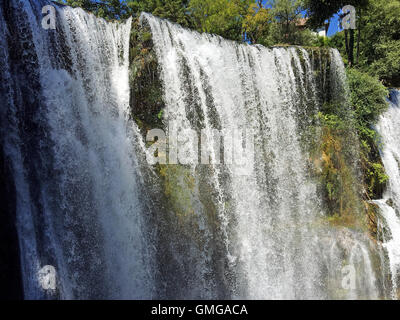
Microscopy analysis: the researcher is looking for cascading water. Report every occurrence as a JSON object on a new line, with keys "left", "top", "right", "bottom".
{"left": 0, "top": 1, "right": 155, "bottom": 299}
{"left": 141, "top": 13, "right": 384, "bottom": 300}
{"left": 374, "top": 89, "right": 400, "bottom": 299}
{"left": 0, "top": 0, "right": 393, "bottom": 300}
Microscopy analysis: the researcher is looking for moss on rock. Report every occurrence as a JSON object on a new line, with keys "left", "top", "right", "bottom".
{"left": 129, "top": 18, "right": 165, "bottom": 135}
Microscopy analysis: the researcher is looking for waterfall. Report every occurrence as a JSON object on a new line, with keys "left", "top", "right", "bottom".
{"left": 0, "top": 0, "right": 391, "bottom": 300}
{"left": 0, "top": 1, "right": 155, "bottom": 299}
{"left": 374, "top": 89, "right": 400, "bottom": 299}
{"left": 141, "top": 13, "right": 382, "bottom": 300}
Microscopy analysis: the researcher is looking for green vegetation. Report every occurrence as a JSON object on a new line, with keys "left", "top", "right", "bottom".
{"left": 335, "top": 0, "right": 400, "bottom": 87}
{"left": 312, "top": 112, "right": 362, "bottom": 228}
{"left": 129, "top": 0, "right": 193, "bottom": 27}
{"left": 347, "top": 68, "right": 389, "bottom": 198}
{"left": 322, "top": 0, "right": 400, "bottom": 87}
{"left": 269, "top": 0, "right": 314, "bottom": 45}
{"left": 302, "top": 0, "right": 396, "bottom": 233}
{"left": 158, "top": 164, "right": 196, "bottom": 219}
{"left": 242, "top": 2, "right": 272, "bottom": 45}
{"left": 308, "top": 65, "right": 388, "bottom": 235}
{"left": 60, "top": 0, "right": 131, "bottom": 19}
{"left": 188, "top": 0, "right": 250, "bottom": 41}
{"left": 303, "top": 0, "right": 369, "bottom": 67}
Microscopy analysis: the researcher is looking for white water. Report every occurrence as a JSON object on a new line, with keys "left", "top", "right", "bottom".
{"left": 375, "top": 90, "right": 400, "bottom": 298}
{"left": 0, "top": 1, "right": 154, "bottom": 299}
{"left": 373, "top": 200, "right": 400, "bottom": 298}
{"left": 142, "top": 13, "right": 382, "bottom": 299}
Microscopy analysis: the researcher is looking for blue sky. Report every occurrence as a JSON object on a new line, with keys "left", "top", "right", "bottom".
{"left": 327, "top": 14, "right": 340, "bottom": 36}
{"left": 261, "top": 0, "right": 340, "bottom": 37}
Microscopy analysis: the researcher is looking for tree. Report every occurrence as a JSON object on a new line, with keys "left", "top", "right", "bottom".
{"left": 270, "top": 0, "right": 311, "bottom": 45}
{"left": 325, "top": 0, "right": 400, "bottom": 87}
{"left": 303, "top": 0, "right": 369, "bottom": 67}
{"left": 242, "top": 1, "right": 273, "bottom": 45}
{"left": 59, "top": 0, "right": 96, "bottom": 11}
{"left": 189, "top": 0, "right": 252, "bottom": 41}
{"left": 128, "top": 0, "right": 193, "bottom": 27}
{"left": 303, "top": 0, "right": 368, "bottom": 29}
{"left": 360, "top": 0, "right": 400, "bottom": 87}
{"left": 97, "top": 0, "right": 130, "bottom": 19}
{"left": 59, "top": 0, "right": 130, "bottom": 19}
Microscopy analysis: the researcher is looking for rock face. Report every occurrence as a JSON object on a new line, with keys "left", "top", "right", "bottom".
{"left": 129, "top": 17, "right": 165, "bottom": 134}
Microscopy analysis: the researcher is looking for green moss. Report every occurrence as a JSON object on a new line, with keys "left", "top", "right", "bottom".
{"left": 129, "top": 18, "right": 165, "bottom": 136}
{"left": 305, "top": 63, "right": 390, "bottom": 239}
{"left": 309, "top": 112, "right": 365, "bottom": 230}
{"left": 158, "top": 165, "right": 196, "bottom": 219}
{"left": 140, "top": 31, "right": 153, "bottom": 43}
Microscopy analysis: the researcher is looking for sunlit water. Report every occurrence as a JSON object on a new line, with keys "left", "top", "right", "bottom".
{"left": 0, "top": 0, "right": 394, "bottom": 299}
{"left": 374, "top": 90, "right": 400, "bottom": 299}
